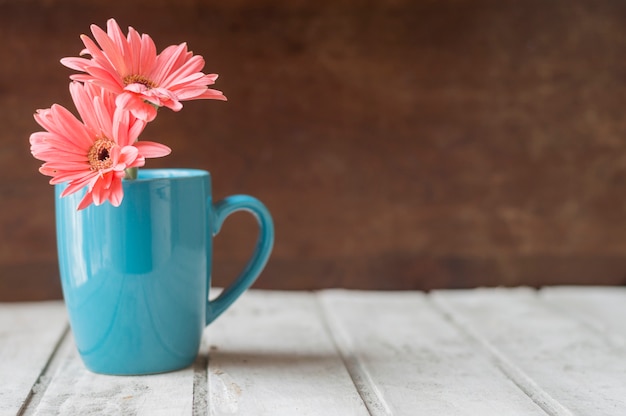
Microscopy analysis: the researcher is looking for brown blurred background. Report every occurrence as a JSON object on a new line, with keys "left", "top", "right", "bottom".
{"left": 2, "top": 0, "right": 626, "bottom": 301}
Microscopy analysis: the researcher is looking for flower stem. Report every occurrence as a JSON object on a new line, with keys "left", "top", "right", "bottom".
{"left": 124, "top": 167, "right": 138, "bottom": 180}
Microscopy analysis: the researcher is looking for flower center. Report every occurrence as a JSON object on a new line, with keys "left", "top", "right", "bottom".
{"left": 88, "top": 137, "right": 115, "bottom": 171}
{"left": 123, "top": 74, "right": 157, "bottom": 89}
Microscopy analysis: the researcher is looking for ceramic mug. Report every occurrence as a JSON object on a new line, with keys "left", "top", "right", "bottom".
{"left": 55, "top": 169, "right": 274, "bottom": 375}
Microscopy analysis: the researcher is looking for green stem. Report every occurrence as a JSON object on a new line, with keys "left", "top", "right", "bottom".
{"left": 124, "top": 167, "right": 138, "bottom": 180}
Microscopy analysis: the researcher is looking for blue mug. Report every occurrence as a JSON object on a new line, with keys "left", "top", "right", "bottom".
{"left": 55, "top": 169, "right": 274, "bottom": 375}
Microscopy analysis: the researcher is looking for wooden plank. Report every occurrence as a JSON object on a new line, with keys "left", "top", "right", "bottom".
{"left": 205, "top": 291, "right": 369, "bottom": 416}
{"left": 540, "top": 286, "right": 626, "bottom": 342}
{"left": 28, "top": 332, "right": 199, "bottom": 416}
{"left": 0, "top": 301, "right": 67, "bottom": 416}
{"left": 433, "top": 287, "right": 626, "bottom": 416}
{"left": 318, "top": 290, "right": 548, "bottom": 416}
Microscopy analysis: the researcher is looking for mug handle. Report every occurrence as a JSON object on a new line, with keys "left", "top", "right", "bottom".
{"left": 206, "top": 195, "right": 275, "bottom": 324}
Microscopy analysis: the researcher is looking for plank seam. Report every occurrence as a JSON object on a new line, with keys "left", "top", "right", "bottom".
{"left": 17, "top": 324, "right": 70, "bottom": 416}
{"left": 315, "top": 292, "right": 391, "bottom": 416}
{"left": 192, "top": 344, "right": 209, "bottom": 416}
{"left": 428, "top": 294, "right": 574, "bottom": 416}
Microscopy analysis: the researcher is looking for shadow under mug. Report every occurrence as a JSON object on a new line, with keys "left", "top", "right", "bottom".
{"left": 55, "top": 169, "right": 274, "bottom": 375}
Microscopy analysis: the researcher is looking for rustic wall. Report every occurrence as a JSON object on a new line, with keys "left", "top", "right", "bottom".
{"left": 2, "top": 0, "right": 626, "bottom": 300}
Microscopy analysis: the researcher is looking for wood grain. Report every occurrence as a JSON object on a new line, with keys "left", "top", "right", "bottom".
{"left": 433, "top": 287, "right": 626, "bottom": 415}
{"left": 0, "top": 302, "right": 67, "bottom": 416}
{"left": 2, "top": 1, "right": 626, "bottom": 298}
{"left": 319, "top": 290, "right": 549, "bottom": 415}
{"left": 30, "top": 334, "right": 197, "bottom": 416}
{"left": 206, "top": 291, "right": 369, "bottom": 415}
{"left": 6, "top": 288, "right": 626, "bottom": 414}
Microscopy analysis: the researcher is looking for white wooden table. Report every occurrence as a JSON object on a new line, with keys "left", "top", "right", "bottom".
{"left": 2, "top": 287, "right": 625, "bottom": 415}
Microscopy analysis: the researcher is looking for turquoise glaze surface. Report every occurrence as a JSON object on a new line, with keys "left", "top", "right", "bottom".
{"left": 55, "top": 169, "right": 274, "bottom": 375}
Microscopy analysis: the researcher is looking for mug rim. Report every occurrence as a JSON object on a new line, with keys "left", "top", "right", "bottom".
{"left": 133, "top": 168, "right": 210, "bottom": 182}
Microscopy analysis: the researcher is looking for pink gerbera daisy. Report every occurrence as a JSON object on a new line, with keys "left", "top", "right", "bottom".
{"left": 60, "top": 18, "right": 227, "bottom": 122}
{"left": 30, "top": 82, "right": 171, "bottom": 210}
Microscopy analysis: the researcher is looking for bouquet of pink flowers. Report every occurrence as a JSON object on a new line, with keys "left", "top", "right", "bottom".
{"left": 30, "top": 18, "right": 226, "bottom": 210}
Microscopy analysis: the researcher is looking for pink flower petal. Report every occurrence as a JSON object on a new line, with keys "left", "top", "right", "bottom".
{"left": 83, "top": 66, "right": 124, "bottom": 92}
{"left": 61, "top": 173, "right": 98, "bottom": 197}
{"left": 90, "top": 22, "right": 128, "bottom": 75}
{"left": 118, "top": 145, "right": 140, "bottom": 167}
{"left": 116, "top": 92, "right": 157, "bottom": 122}
{"left": 151, "top": 43, "right": 188, "bottom": 84}
{"left": 77, "top": 191, "right": 95, "bottom": 210}
{"left": 139, "top": 34, "right": 157, "bottom": 74}
{"left": 60, "top": 57, "right": 91, "bottom": 72}
{"left": 108, "top": 178, "right": 124, "bottom": 207}
{"left": 107, "top": 18, "right": 131, "bottom": 64}
{"left": 134, "top": 141, "right": 172, "bottom": 158}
